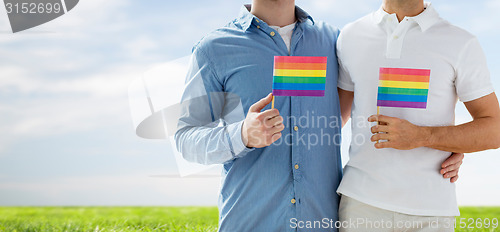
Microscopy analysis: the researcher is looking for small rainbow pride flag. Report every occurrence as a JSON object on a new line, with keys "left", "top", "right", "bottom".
{"left": 272, "top": 56, "right": 327, "bottom": 97}
{"left": 377, "top": 67, "right": 431, "bottom": 109}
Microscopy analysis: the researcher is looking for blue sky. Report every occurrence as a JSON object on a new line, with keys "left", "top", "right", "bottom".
{"left": 0, "top": 0, "right": 499, "bottom": 206}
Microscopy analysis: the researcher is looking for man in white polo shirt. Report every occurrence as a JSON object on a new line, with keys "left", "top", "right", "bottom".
{"left": 337, "top": 0, "right": 500, "bottom": 231}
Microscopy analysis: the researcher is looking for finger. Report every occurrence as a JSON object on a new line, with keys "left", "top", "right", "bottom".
{"left": 371, "top": 133, "right": 390, "bottom": 142}
{"left": 269, "top": 123, "right": 285, "bottom": 134}
{"left": 371, "top": 125, "right": 390, "bottom": 134}
{"left": 374, "top": 141, "right": 392, "bottom": 149}
{"left": 270, "top": 132, "right": 282, "bottom": 143}
{"left": 259, "top": 108, "right": 280, "bottom": 121}
{"left": 367, "top": 115, "right": 378, "bottom": 122}
{"left": 441, "top": 161, "right": 462, "bottom": 175}
{"left": 368, "top": 114, "right": 382, "bottom": 122}
{"left": 441, "top": 152, "right": 464, "bottom": 168}
{"left": 450, "top": 175, "right": 459, "bottom": 183}
{"left": 441, "top": 153, "right": 465, "bottom": 168}
{"left": 267, "top": 116, "right": 284, "bottom": 127}
{"left": 249, "top": 93, "right": 273, "bottom": 112}
{"left": 443, "top": 170, "right": 458, "bottom": 179}
{"left": 376, "top": 115, "right": 397, "bottom": 125}
{"left": 368, "top": 114, "right": 393, "bottom": 124}
{"left": 443, "top": 161, "right": 462, "bottom": 173}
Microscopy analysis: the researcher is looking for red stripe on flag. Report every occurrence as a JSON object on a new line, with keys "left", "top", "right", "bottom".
{"left": 379, "top": 68, "right": 431, "bottom": 76}
{"left": 274, "top": 56, "right": 327, "bottom": 64}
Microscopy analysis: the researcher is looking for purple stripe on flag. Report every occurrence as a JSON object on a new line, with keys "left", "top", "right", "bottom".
{"left": 273, "top": 89, "right": 325, "bottom": 97}
{"left": 377, "top": 100, "right": 427, "bottom": 109}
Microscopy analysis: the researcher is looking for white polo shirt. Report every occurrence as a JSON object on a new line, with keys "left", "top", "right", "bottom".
{"left": 337, "top": 2, "right": 494, "bottom": 216}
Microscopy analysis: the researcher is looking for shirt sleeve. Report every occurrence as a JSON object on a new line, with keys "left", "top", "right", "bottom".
{"left": 455, "top": 37, "right": 495, "bottom": 102}
{"left": 174, "top": 46, "right": 253, "bottom": 165}
{"left": 336, "top": 32, "right": 355, "bottom": 92}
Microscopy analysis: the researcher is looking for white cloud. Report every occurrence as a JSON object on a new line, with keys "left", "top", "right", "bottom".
{"left": 36, "top": 0, "right": 131, "bottom": 36}
{"left": 434, "top": 1, "right": 500, "bottom": 36}
{"left": 122, "top": 36, "right": 160, "bottom": 60}
{"left": 0, "top": 0, "right": 131, "bottom": 44}
{"left": 0, "top": 63, "right": 146, "bottom": 141}
{"left": 0, "top": 66, "right": 136, "bottom": 96}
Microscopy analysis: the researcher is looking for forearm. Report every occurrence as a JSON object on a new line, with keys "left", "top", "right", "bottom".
{"left": 338, "top": 88, "right": 353, "bottom": 128}
{"left": 175, "top": 120, "right": 251, "bottom": 165}
{"left": 422, "top": 117, "right": 500, "bottom": 153}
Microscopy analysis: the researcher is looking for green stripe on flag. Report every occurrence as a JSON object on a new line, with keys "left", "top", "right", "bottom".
{"left": 273, "top": 76, "right": 326, "bottom": 84}
{"left": 378, "top": 87, "right": 428, "bottom": 96}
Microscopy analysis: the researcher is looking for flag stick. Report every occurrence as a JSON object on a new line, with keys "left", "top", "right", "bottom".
{"left": 376, "top": 106, "right": 380, "bottom": 143}
{"left": 271, "top": 96, "right": 275, "bottom": 109}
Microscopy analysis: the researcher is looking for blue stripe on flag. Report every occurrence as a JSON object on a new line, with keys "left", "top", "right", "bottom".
{"left": 272, "top": 83, "right": 326, "bottom": 91}
{"left": 377, "top": 93, "right": 428, "bottom": 102}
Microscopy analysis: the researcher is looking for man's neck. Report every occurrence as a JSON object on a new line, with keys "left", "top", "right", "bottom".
{"left": 250, "top": 0, "right": 296, "bottom": 27}
{"left": 382, "top": 0, "right": 425, "bottom": 22}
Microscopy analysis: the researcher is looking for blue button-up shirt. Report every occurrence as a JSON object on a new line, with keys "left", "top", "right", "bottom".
{"left": 175, "top": 5, "right": 342, "bottom": 232}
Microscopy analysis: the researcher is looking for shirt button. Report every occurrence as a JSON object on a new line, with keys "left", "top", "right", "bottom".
{"left": 393, "top": 35, "right": 399, "bottom": 40}
{"left": 294, "top": 164, "right": 299, "bottom": 170}
{"left": 270, "top": 31, "right": 276, "bottom": 37}
{"left": 291, "top": 198, "right": 296, "bottom": 204}
{"left": 257, "top": 25, "right": 260, "bottom": 29}
{"left": 293, "top": 126, "right": 298, "bottom": 131}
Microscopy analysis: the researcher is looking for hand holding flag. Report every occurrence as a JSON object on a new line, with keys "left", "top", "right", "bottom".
{"left": 242, "top": 93, "right": 285, "bottom": 148}
{"left": 373, "top": 67, "right": 431, "bottom": 145}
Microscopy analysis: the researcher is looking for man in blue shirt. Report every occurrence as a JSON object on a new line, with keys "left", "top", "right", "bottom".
{"left": 174, "top": 0, "right": 462, "bottom": 231}
{"left": 176, "top": 1, "right": 341, "bottom": 231}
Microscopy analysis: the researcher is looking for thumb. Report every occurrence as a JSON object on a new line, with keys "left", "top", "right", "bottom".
{"left": 249, "top": 93, "right": 273, "bottom": 113}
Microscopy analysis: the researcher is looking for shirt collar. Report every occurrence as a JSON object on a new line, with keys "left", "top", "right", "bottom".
{"left": 411, "top": 2, "right": 440, "bottom": 32}
{"left": 373, "top": 6, "right": 388, "bottom": 25}
{"left": 237, "top": 4, "right": 314, "bottom": 31}
{"left": 373, "top": 2, "right": 440, "bottom": 32}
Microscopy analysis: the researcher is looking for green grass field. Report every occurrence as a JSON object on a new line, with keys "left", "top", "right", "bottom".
{"left": 0, "top": 207, "right": 498, "bottom": 231}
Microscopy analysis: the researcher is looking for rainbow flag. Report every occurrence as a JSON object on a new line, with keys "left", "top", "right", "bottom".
{"left": 272, "top": 56, "right": 327, "bottom": 97}
{"left": 377, "top": 67, "right": 431, "bottom": 109}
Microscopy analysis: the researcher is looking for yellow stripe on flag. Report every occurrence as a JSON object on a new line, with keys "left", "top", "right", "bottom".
{"left": 274, "top": 69, "right": 327, "bottom": 77}
{"left": 379, "top": 80, "right": 429, "bottom": 89}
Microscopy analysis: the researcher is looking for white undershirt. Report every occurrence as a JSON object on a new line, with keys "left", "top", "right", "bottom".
{"left": 270, "top": 22, "right": 296, "bottom": 53}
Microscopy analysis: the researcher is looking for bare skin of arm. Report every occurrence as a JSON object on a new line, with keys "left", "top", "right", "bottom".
{"left": 338, "top": 88, "right": 354, "bottom": 128}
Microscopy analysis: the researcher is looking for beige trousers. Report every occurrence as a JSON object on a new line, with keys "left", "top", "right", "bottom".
{"left": 339, "top": 195, "right": 455, "bottom": 232}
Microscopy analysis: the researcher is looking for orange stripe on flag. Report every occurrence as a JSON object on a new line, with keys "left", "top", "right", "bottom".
{"left": 379, "top": 74, "right": 430, "bottom": 82}
{"left": 274, "top": 62, "right": 327, "bottom": 70}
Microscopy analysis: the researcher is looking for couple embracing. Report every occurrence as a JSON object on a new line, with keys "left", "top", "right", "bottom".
{"left": 175, "top": 0, "right": 500, "bottom": 231}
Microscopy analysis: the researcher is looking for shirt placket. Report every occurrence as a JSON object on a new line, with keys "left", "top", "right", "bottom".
{"left": 256, "top": 19, "right": 291, "bottom": 56}
{"left": 385, "top": 16, "right": 412, "bottom": 59}
{"left": 257, "top": 18, "right": 305, "bottom": 220}
{"left": 289, "top": 25, "right": 304, "bottom": 218}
